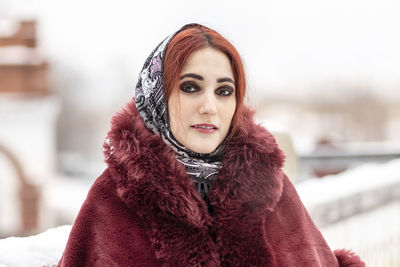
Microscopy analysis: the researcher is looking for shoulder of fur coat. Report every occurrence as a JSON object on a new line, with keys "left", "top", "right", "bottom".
{"left": 59, "top": 101, "right": 365, "bottom": 267}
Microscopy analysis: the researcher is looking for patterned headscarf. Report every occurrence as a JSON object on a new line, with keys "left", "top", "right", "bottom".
{"left": 134, "top": 24, "right": 227, "bottom": 205}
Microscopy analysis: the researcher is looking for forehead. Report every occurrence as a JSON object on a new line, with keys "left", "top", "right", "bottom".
{"left": 180, "top": 47, "right": 234, "bottom": 79}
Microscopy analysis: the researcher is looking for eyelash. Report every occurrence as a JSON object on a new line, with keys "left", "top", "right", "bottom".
{"left": 180, "top": 82, "right": 234, "bottom": 97}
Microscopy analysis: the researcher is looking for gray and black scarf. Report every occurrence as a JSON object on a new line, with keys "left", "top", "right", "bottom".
{"left": 134, "top": 24, "right": 226, "bottom": 206}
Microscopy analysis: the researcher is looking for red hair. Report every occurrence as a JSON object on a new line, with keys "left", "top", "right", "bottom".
{"left": 164, "top": 24, "right": 246, "bottom": 139}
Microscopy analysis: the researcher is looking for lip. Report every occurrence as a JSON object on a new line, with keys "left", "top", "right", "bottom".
{"left": 191, "top": 123, "right": 218, "bottom": 134}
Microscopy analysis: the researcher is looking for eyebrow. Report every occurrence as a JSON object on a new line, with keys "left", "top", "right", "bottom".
{"left": 217, "top": 77, "right": 235, "bottom": 84}
{"left": 180, "top": 73, "right": 203, "bottom": 80}
{"left": 180, "top": 73, "right": 235, "bottom": 84}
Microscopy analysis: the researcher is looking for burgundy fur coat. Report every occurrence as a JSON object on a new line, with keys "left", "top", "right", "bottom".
{"left": 58, "top": 102, "right": 364, "bottom": 266}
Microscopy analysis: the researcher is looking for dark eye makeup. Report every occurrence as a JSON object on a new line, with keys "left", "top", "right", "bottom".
{"left": 180, "top": 81, "right": 199, "bottom": 93}
{"left": 216, "top": 86, "right": 235, "bottom": 96}
{"left": 180, "top": 81, "right": 235, "bottom": 96}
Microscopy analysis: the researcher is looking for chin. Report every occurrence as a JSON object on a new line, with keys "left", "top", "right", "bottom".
{"left": 190, "top": 143, "right": 218, "bottom": 154}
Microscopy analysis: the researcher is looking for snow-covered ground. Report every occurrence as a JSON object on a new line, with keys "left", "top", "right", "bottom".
{"left": 0, "top": 225, "right": 71, "bottom": 267}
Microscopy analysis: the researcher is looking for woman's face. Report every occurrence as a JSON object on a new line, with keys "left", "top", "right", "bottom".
{"left": 168, "top": 47, "right": 236, "bottom": 154}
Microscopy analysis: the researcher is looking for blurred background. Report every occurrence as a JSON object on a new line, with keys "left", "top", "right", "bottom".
{"left": 0, "top": 0, "right": 399, "bottom": 266}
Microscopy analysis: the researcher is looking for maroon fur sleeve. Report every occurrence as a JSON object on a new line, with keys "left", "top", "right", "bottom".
{"left": 58, "top": 169, "right": 160, "bottom": 267}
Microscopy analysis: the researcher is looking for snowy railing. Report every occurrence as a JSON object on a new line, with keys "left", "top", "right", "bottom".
{"left": 297, "top": 159, "right": 400, "bottom": 266}
{"left": 321, "top": 201, "right": 400, "bottom": 267}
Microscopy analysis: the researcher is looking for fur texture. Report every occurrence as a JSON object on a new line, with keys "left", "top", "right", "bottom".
{"left": 334, "top": 250, "right": 366, "bottom": 267}
{"left": 58, "top": 101, "right": 365, "bottom": 266}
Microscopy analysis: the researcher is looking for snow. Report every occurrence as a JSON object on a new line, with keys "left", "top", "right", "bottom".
{"left": 321, "top": 201, "right": 400, "bottom": 266}
{"left": 0, "top": 225, "right": 71, "bottom": 267}
{"left": 0, "top": 46, "right": 44, "bottom": 65}
{"left": 296, "top": 158, "right": 400, "bottom": 206}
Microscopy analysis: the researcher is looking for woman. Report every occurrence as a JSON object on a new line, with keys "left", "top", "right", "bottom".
{"left": 58, "top": 24, "right": 364, "bottom": 266}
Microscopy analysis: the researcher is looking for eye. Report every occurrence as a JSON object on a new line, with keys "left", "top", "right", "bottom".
{"left": 216, "top": 86, "right": 234, "bottom": 96}
{"left": 180, "top": 82, "right": 199, "bottom": 93}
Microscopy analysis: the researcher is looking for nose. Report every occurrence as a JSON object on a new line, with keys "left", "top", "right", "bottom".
{"left": 198, "top": 90, "right": 217, "bottom": 115}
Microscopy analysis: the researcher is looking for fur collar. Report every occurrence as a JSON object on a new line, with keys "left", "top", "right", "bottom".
{"left": 103, "top": 101, "right": 285, "bottom": 266}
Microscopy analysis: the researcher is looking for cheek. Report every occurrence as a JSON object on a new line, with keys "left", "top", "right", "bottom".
{"left": 224, "top": 100, "right": 236, "bottom": 122}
